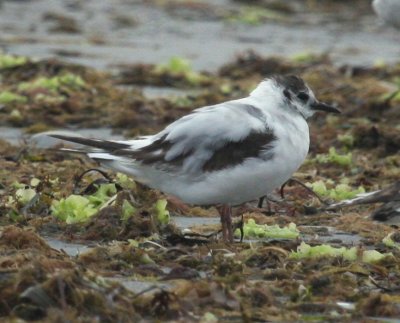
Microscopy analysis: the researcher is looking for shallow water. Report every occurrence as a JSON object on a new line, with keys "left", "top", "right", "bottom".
{"left": 299, "top": 225, "right": 363, "bottom": 245}
{"left": 46, "top": 237, "right": 92, "bottom": 256}
{"left": 1, "top": 0, "right": 399, "bottom": 71}
{"left": 106, "top": 278, "right": 172, "bottom": 294}
{"left": 45, "top": 217, "right": 362, "bottom": 258}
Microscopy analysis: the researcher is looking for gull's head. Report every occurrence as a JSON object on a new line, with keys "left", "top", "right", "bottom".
{"left": 251, "top": 75, "right": 340, "bottom": 119}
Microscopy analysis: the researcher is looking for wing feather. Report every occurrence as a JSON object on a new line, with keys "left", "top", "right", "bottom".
{"left": 51, "top": 100, "right": 276, "bottom": 174}
{"left": 121, "top": 100, "right": 276, "bottom": 173}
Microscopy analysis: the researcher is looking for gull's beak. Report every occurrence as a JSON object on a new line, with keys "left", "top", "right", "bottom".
{"left": 311, "top": 101, "right": 341, "bottom": 114}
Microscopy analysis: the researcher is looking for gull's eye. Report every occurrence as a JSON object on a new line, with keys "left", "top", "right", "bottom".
{"left": 297, "top": 92, "right": 309, "bottom": 101}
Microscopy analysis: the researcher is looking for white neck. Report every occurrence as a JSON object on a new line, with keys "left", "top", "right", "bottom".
{"left": 249, "top": 80, "right": 292, "bottom": 116}
{"left": 249, "top": 79, "right": 277, "bottom": 99}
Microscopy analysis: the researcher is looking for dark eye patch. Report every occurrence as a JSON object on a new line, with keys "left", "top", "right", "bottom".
{"left": 297, "top": 92, "right": 309, "bottom": 101}
{"left": 283, "top": 89, "right": 291, "bottom": 100}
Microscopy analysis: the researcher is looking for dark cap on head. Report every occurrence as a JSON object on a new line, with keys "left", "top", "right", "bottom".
{"left": 271, "top": 74, "right": 341, "bottom": 114}
{"left": 271, "top": 75, "right": 308, "bottom": 94}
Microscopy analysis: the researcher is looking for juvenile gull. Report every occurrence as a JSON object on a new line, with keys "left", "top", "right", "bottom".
{"left": 51, "top": 75, "right": 340, "bottom": 242}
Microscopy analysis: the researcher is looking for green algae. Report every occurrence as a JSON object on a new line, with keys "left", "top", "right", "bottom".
{"left": 15, "top": 188, "right": 36, "bottom": 206}
{"left": 290, "top": 242, "right": 393, "bottom": 264}
{"left": 307, "top": 180, "right": 365, "bottom": 201}
{"left": 155, "top": 57, "right": 209, "bottom": 86}
{"left": 121, "top": 200, "right": 136, "bottom": 221}
{"left": 235, "top": 219, "right": 299, "bottom": 239}
{"left": 18, "top": 73, "right": 86, "bottom": 93}
{"left": 383, "top": 233, "right": 400, "bottom": 250}
{"left": 51, "top": 183, "right": 117, "bottom": 224}
{"left": 315, "top": 147, "right": 352, "bottom": 167}
{"left": 154, "top": 199, "right": 170, "bottom": 225}
{"left": 0, "top": 91, "right": 27, "bottom": 104}
{"left": 0, "top": 53, "right": 27, "bottom": 69}
{"left": 51, "top": 194, "right": 98, "bottom": 224}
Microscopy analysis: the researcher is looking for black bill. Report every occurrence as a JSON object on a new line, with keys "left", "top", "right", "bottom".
{"left": 311, "top": 101, "right": 341, "bottom": 114}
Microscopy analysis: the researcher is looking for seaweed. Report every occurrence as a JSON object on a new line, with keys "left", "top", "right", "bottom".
{"left": 1, "top": 38, "right": 400, "bottom": 321}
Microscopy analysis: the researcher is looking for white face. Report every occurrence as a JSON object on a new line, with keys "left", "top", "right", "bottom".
{"left": 250, "top": 76, "right": 340, "bottom": 118}
{"left": 283, "top": 86, "right": 318, "bottom": 119}
{"left": 274, "top": 77, "right": 340, "bottom": 118}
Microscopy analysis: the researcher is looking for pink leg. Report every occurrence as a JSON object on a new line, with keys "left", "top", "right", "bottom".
{"left": 217, "top": 204, "right": 233, "bottom": 243}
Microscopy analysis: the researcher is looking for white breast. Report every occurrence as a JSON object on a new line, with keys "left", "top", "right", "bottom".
{"left": 155, "top": 110, "right": 310, "bottom": 206}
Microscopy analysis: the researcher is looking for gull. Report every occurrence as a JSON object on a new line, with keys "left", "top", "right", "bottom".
{"left": 372, "top": 0, "right": 400, "bottom": 29}
{"left": 51, "top": 75, "right": 340, "bottom": 242}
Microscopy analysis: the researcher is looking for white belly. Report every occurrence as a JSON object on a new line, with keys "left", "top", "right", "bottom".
{"left": 158, "top": 119, "right": 310, "bottom": 205}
